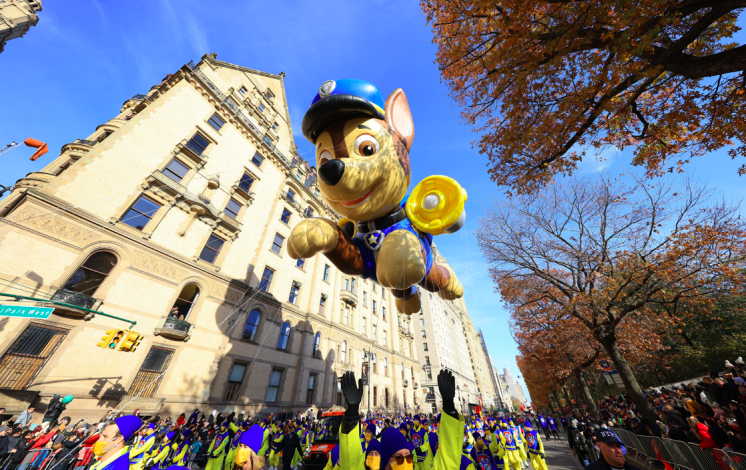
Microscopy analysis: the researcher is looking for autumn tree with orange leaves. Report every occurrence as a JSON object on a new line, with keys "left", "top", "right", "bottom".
{"left": 423, "top": 0, "right": 746, "bottom": 194}
{"left": 478, "top": 174, "right": 746, "bottom": 423}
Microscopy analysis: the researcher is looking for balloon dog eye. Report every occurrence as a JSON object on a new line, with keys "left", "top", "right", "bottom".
{"left": 318, "top": 150, "right": 332, "bottom": 165}
{"left": 353, "top": 134, "right": 379, "bottom": 157}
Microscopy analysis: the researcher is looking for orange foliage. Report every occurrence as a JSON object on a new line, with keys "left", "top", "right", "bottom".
{"left": 423, "top": 0, "right": 746, "bottom": 194}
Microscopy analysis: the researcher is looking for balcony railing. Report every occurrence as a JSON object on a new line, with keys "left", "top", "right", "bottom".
{"left": 185, "top": 140, "right": 205, "bottom": 156}
{"left": 73, "top": 139, "right": 97, "bottom": 146}
{"left": 341, "top": 288, "right": 358, "bottom": 307}
{"left": 280, "top": 192, "right": 302, "bottom": 211}
{"left": 153, "top": 316, "right": 192, "bottom": 341}
{"left": 50, "top": 289, "right": 96, "bottom": 310}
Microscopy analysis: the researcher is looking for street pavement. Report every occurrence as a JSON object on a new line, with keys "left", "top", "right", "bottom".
{"left": 534, "top": 432, "right": 585, "bottom": 470}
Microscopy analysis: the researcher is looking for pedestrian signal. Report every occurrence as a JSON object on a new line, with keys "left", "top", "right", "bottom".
{"left": 118, "top": 331, "right": 142, "bottom": 352}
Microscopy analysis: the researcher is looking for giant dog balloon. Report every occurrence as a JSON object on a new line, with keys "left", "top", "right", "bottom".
{"left": 288, "top": 79, "right": 465, "bottom": 314}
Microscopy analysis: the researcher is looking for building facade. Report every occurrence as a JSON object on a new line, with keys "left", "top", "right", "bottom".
{"left": 0, "top": 0, "right": 42, "bottom": 53}
{"left": 461, "top": 316, "right": 498, "bottom": 411}
{"left": 0, "top": 54, "right": 420, "bottom": 423}
{"left": 500, "top": 367, "right": 527, "bottom": 406}
{"left": 479, "top": 330, "right": 511, "bottom": 412}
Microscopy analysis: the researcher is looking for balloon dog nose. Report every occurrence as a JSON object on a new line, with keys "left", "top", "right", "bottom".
{"left": 318, "top": 159, "right": 345, "bottom": 186}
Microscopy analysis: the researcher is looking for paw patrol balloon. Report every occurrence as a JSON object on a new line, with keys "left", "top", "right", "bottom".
{"left": 287, "top": 79, "right": 466, "bottom": 315}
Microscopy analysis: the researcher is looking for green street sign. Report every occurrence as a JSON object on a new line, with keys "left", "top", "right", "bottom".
{"left": 0, "top": 305, "right": 54, "bottom": 319}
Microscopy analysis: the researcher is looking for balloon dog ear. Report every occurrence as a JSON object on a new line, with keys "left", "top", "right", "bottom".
{"left": 385, "top": 88, "right": 414, "bottom": 152}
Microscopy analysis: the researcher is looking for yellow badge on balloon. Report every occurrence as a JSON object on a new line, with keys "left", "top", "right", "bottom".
{"left": 406, "top": 175, "right": 467, "bottom": 235}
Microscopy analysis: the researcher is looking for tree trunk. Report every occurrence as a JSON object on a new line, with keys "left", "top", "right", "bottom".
{"left": 562, "top": 387, "right": 573, "bottom": 414}
{"left": 576, "top": 369, "right": 601, "bottom": 421}
{"left": 597, "top": 333, "right": 658, "bottom": 424}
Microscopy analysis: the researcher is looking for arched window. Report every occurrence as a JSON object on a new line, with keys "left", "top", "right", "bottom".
{"left": 168, "top": 284, "right": 200, "bottom": 320}
{"left": 61, "top": 251, "right": 118, "bottom": 296}
{"left": 341, "top": 341, "right": 347, "bottom": 363}
{"left": 277, "top": 322, "right": 290, "bottom": 350}
{"left": 313, "top": 332, "right": 320, "bottom": 357}
{"left": 243, "top": 310, "right": 261, "bottom": 341}
{"left": 383, "top": 357, "right": 388, "bottom": 376}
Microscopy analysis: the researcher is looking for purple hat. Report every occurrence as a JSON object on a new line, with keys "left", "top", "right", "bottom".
{"left": 366, "top": 423, "right": 376, "bottom": 434}
{"left": 114, "top": 415, "right": 142, "bottom": 441}
{"left": 238, "top": 425, "right": 264, "bottom": 453}
{"left": 380, "top": 427, "right": 413, "bottom": 468}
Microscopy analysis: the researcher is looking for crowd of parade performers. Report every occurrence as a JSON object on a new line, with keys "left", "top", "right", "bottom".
{"left": 333, "top": 370, "right": 552, "bottom": 470}
{"left": 79, "top": 370, "right": 554, "bottom": 470}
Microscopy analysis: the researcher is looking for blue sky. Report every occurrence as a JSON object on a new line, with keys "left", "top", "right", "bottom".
{"left": 3, "top": 0, "right": 746, "bottom": 404}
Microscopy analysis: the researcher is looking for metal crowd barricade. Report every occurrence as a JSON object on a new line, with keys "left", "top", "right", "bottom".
{"left": 18, "top": 449, "right": 53, "bottom": 470}
{"left": 687, "top": 443, "right": 728, "bottom": 470}
{"left": 719, "top": 450, "right": 746, "bottom": 470}
{"left": 628, "top": 433, "right": 653, "bottom": 468}
{"left": 614, "top": 429, "right": 639, "bottom": 459}
{"left": 661, "top": 438, "right": 702, "bottom": 470}
{"left": 637, "top": 435, "right": 679, "bottom": 470}
{"left": 72, "top": 446, "right": 94, "bottom": 470}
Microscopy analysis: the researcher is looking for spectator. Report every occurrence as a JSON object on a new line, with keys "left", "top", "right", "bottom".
{"left": 689, "top": 417, "right": 718, "bottom": 449}
{"left": 8, "top": 430, "right": 34, "bottom": 470}
{"left": 13, "top": 407, "right": 34, "bottom": 428}
{"left": 586, "top": 428, "right": 641, "bottom": 470}
{"left": 0, "top": 426, "right": 10, "bottom": 461}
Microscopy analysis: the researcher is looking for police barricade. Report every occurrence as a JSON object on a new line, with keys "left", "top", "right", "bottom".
{"left": 72, "top": 447, "right": 94, "bottom": 470}
{"left": 660, "top": 438, "right": 702, "bottom": 470}
{"left": 717, "top": 450, "right": 746, "bottom": 470}
{"left": 18, "top": 449, "right": 54, "bottom": 470}
{"left": 636, "top": 436, "right": 678, "bottom": 470}
{"left": 628, "top": 433, "right": 653, "bottom": 468}
{"left": 687, "top": 443, "right": 729, "bottom": 470}
{"left": 614, "top": 429, "right": 641, "bottom": 460}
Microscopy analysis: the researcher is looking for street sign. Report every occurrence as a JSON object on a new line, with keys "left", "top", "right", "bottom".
{"left": 599, "top": 360, "right": 612, "bottom": 371}
{"left": 0, "top": 305, "right": 53, "bottom": 319}
{"left": 603, "top": 370, "right": 626, "bottom": 389}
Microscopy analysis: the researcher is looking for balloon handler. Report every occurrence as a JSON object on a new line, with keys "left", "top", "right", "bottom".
{"left": 524, "top": 421, "right": 548, "bottom": 470}
{"left": 289, "top": 79, "right": 467, "bottom": 315}
{"left": 130, "top": 423, "right": 157, "bottom": 470}
{"left": 90, "top": 415, "right": 142, "bottom": 470}
{"left": 336, "top": 368, "right": 465, "bottom": 470}
{"left": 205, "top": 421, "right": 230, "bottom": 470}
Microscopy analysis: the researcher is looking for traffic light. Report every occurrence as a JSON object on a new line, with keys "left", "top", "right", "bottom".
{"left": 96, "top": 329, "right": 128, "bottom": 349}
{"left": 96, "top": 330, "right": 119, "bottom": 348}
{"left": 118, "top": 331, "right": 142, "bottom": 352}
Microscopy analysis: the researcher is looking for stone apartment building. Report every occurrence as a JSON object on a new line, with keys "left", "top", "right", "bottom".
{"left": 0, "top": 0, "right": 42, "bottom": 53}
{"left": 0, "top": 54, "right": 420, "bottom": 422}
{"left": 462, "top": 315, "right": 498, "bottom": 411}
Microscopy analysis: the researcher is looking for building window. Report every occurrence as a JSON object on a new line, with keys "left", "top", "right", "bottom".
{"left": 286, "top": 189, "right": 295, "bottom": 202}
{"left": 363, "top": 292, "right": 367, "bottom": 306}
{"left": 259, "top": 267, "right": 274, "bottom": 292}
{"left": 258, "top": 103, "right": 265, "bottom": 112}
{"left": 401, "top": 363, "right": 405, "bottom": 379}
{"left": 341, "top": 341, "right": 347, "bottom": 363}
{"left": 423, "top": 343, "right": 428, "bottom": 352}
{"left": 0, "top": 324, "right": 68, "bottom": 390}
{"left": 128, "top": 347, "right": 174, "bottom": 397}
{"left": 97, "top": 130, "right": 113, "bottom": 142}
{"left": 383, "top": 357, "right": 388, "bottom": 376}
{"left": 383, "top": 330, "right": 387, "bottom": 346}
{"left": 351, "top": 278, "right": 356, "bottom": 291}
{"left": 313, "top": 332, "right": 320, "bottom": 357}
{"left": 372, "top": 300, "right": 377, "bottom": 315}
{"left": 426, "top": 369, "right": 432, "bottom": 380}
{"left": 425, "top": 356, "right": 431, "bottom": 365}
{"left": 168, "top": 284, "right": 199, "bottom": 320}
{"left": 385, "top": 388, "right": 390, "bottom": 408}
{"left": 199, "top": 234, "right": 225, "bottom": 264}
{"left": 187, "top": 133, "right": 210, "bottom": 156}
{"left": 306, "top": 374, "right": 316, "bottom": 404}
{"left": 208, "top": 113, "right": 225, "bottom": 131}
{"left": 223, "top": 362, "right": 247, "bottom": 401}
{"left": 277, "top": 322, "right": 290, "bottom": 350}
{"left": 372, "top": 325, "right": 377, "bottom": 341}
{"left": 421, "top": 330, "right": 426, "bottom": 339}
{"left": 271, "top": 233, "right": 284, "bottom": 254}
{"left": 288, "top": 282, "right": 300, "bottom": 305}
{"left": 61, "top": 251, "right": 118, "bottom": 296}
{"left": 252, "top": 152, "right": 264, "bottom": 167}
{"left": 243, "top": 310, "right": 261, "bottom": 341}
{"left": 372, "top": 355, "right": 377, "bottom": 374}
{"left": 344, "top": 279, "right": 349, "bottom": 290}
{"left": 238, "top": 86, "right": 247, "bottom": 96}
{"left": 296, "top": 258, "right": 305, "bottom": 270}
{"left": 305, "top": 207, "right": 314, "bottom": 217}
{"left": 163, "top": 158, "right": 189, "bottom": 183}
{"left": 319, "top": 295, "right": 327, "bottom": 315}
{"left": 314, "top": 187, "right": 320, "bottom": 198}
{"left": 280, "top": 208, "right": 291, "bottom": 224}
{"left": 265, "top": 368, "right": 282, "bottom": 402}
{"left": 362, "top": 317, "right": 366, "bottom": 335}
{"left": 420, "top": 319, "right": 425, "bottom": 327}
{"left": 238, "top": 173, "right": 254, "bottom": 193}
{"left": 323, "top": 265, "right": 330, "bottom": 282}
{"left": 224, "top": 198, "right": 241, "bottom": 219}
{"left": 382, "top": 307, "right": 386, "bottom": 321}
{"left": 373, "top": 386, "right": 378, "bottom": 406}
{"left": 343, "top": 308, "right": 349, "bottom": 325}
{"left": 122, "top": 195, "right": 161, "bottom": 230}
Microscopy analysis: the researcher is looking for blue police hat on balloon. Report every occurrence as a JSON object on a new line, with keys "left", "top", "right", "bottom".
{"left": 238, "top": 425, "right": 264, "bottom": 453}
{"left": 114, "top": 415, "right": 142, "bottom": 441}
{"left": 302, "top": 79, "right": 386, "bottom": 143}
